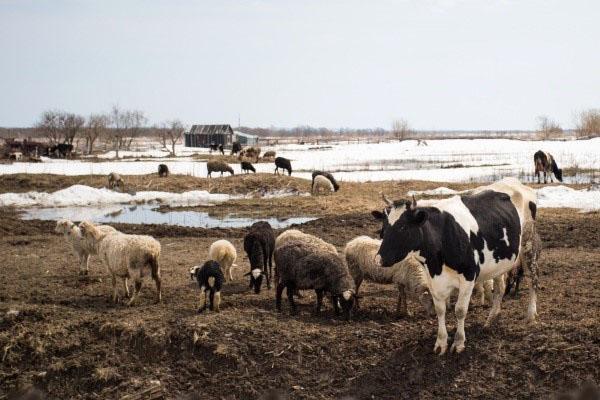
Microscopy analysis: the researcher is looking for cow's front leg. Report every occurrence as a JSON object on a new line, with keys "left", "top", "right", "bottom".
{"left": 485, "top": 275, "right": 506, "bottom": 327}
{"left": 432, "top": 294, "right": 448, "bottom": 355}
{"left": 451, "top": 279, "right": 474, "bottom": 354}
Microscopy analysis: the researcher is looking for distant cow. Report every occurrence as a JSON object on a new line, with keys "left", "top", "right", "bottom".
{"left": 274, "top": 157, "right": 292, "bottom": 176}
{"left": 373, "top": 178, "right": 539, "bottom": 355}
{"left": 231, "top": 142, "right": 242, "bottom": 155}
{"left": 158, "top": 164, "right": 169, "bottom": 177}
{"left": 50, "top": 143, "right": 74, "bottom": 158}
{"left": 241, "top": 161, "right": 256, "bottom": 174}
{"left": 534, "top": 150, "right": 562, "bottom": 183}
{"left": 311, "top": 171, "right": 339, "bottom": 192}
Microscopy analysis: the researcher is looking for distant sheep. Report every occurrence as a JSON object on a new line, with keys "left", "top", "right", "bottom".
{"left": 344, "top": 236, "right": 434, "bottom": 316}
{"left": 243, "top": 221, "right": 275, "bottom": 294}
{"left": 241, "top": 161, "right": 256, "bottom": 174}
{"left": 275, "top": 243, "right": 356, "bottom": 319}
{"left": 263, "top": 150, "right": 276, "bottom": 159}
{"left": 208, "top": 239, "right": 238, "bottom": 282}
{"left": 274, "top": 157, "right": 292, "bottom": 176}
{"left": 312, "top": 175, "right": 335, "bottom": 195}
{"left": 245, "top": 146, "right": 261, "bottom": 161}
{"left": 311, "top": 171, "right": 340, "bottom": 192}
{"left": 207, "top": 160, "right": 234, "bottom": 177}
{"left": 108, "top": 172, "right": 125, "bottom": 191}
{"left": 190, "top": 261, "right": 224, "bottom": 313}
{"left": 79, "top": 221, "right": 162, "bottom": 305}
{"left": 158, "top": 164, "right": 169, "bottom": 177}
{"left": 55, "top": 219, "right": 117, "bottom": 276}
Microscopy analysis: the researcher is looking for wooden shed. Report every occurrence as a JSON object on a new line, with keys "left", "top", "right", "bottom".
{"left": 184, "top": 124, "right": 234, "bottom": 148}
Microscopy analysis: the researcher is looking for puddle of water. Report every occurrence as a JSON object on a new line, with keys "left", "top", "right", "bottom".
{"left": 21, "top": 205, "right": 317, "bottom": 229}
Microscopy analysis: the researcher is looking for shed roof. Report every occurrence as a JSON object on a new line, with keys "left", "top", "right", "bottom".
{"left": 189, "top": 124, "right": 233, "bottom": 135}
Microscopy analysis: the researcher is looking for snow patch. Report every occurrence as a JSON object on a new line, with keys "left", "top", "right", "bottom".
{"left": 536, "top": 185, "right": 600, "bottom": 211}
{"left": 0, "top": 185, "right": 231, "bottom": 208}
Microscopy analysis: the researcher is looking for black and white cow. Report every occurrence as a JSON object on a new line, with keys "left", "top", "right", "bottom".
{"left": 534, "top": 150, "right": 562, "bottom": 184}
{"left": 372, "top": 178, "right": 538, "bottom": 355}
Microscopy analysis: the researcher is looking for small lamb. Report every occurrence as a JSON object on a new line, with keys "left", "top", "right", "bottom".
{"left": 190, "top": 261, "right": 224, "bottom": 313}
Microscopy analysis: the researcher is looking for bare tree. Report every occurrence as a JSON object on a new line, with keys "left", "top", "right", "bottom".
{"left": 123, "top": 110, "right": 147, "bottom": 150}
{"left": 391, "top": 119, "right": 412, "bottom": 140}
{"left": 62, "top": 113, "right": 85, "bottom": 144}
{"left": 536, "top": 115, "right": 563, "bottom": 140}
{"left": 109, "top": 106, "right": 127, "bottom": 158}
{"left": 162, "top": 120, "right": 185, "bottom": 156}
{"left": 85, "top": 114, "right": 109, "bottom": 154}
{"left": 36, "top": 110, "right": 62, "bottom": 144}
{"left": 575, "top": 109, "right": 600, "bottom": 138}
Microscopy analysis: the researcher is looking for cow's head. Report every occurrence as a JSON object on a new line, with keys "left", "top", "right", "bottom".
{"left": 377, "top": 196, "right": 428, "bottom": 268}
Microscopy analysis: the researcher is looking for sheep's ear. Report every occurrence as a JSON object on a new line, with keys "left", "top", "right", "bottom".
{"left": 371, "top": 210, "right": 385, "bottom": 220}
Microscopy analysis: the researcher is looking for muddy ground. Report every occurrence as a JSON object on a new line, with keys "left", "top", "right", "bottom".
{"left": 0, "top": 174, "right": 599, "bottom": 399}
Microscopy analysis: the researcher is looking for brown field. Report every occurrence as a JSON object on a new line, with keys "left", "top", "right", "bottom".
{"left": 0, "top": 174, "right": 599, "bottom": 399}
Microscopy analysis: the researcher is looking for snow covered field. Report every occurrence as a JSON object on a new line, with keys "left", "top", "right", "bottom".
{"left": 2, "top": 138, "right": 599, "bottom": 184}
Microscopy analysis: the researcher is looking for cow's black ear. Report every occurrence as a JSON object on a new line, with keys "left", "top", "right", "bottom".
{"left": 414, "top": 210, "right": 428, "bottom": 225}
{"left": 371, "top": 210, "right": 385, "bottom": 220}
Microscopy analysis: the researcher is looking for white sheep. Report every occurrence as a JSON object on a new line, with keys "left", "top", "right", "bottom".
{"left": 275, "top": 229, "right": 337, "bottom": 254}
{"left": 79, "top": 221, "right": 162, "bottom": 306}
{"left": 107, "top": 172, "right": 125, "bottom": 191}
{"left": 311, "top": 175, "right": 335, "bottom": 195}
{"left": 208, "top": 239, "right": 238, "bottom": 282}
{"left": 55, "top": 219, "right": 117, "bottom": 276}
{"left": 344, "top": 236, "right": 434, "bottom": 316}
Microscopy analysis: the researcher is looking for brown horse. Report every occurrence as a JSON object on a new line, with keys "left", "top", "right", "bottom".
{"left": 534, "top": 150, "right": 562, "bottom": 183}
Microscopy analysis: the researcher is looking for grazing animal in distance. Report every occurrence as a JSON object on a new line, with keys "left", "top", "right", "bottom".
{"left": 208, "top": 143, "right": 219, "bottom": 153}
{"left": 207, "top": 160, "right": 234, "bottom": 177}
{"left": 79, "top": 221, "right": 162, "bottom": 306}
{"left": 208, "top": 239, "right": 238, "bottom": 282}
{"left": 373, "top": 178, "right": 539, "bottom": 355}
{"left": 50, "top": 143, "right": 74, "bottom": 158}
{"left": 312, "top": 175, "right": 335, "bottom": 195}
{"left": 218, "top": 144, "right": 224, "bottom": 155}
{"left": 274, "top": 157, "right": 292, "bottom": 176}
{"left": 158, "top": 164, "right": 169, "bottom": 177}
{"left": 190, "top": 261, "right": 224, "bottom": 313}
{"left": 231, "top": 141, "right": 242, "bottom": 155}
{"left": 8, "top": 152, "right": 22, "bottom": 161}
{"left": 241, "top": 161, "right": 256, "bottom": 174}
{"left": 55, "top": 219, "right": 117, "bottom": 276}
{"left": 243, "top": 221, "right": 275, "bottom": 294}
{"left": 275, "top": 242, "right": 356, "bottom": 320}
{"left": 534, "top": 150, "right": 562, "bottom": 183}
{"left": 107, "top": 172, "right": 125, "bottom": 191}
{"left": 312, "top": 171, "right": 340, "bottom": 192}
{"left": 263, "top": 150, "right": 276, "bottom": 159}
{"left": 244, "top": 146, "right": 261, "bottom": 161}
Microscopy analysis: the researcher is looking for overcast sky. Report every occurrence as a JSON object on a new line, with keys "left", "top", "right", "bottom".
{"left": 1, "top": 0, "right": 599, "bottom": 130}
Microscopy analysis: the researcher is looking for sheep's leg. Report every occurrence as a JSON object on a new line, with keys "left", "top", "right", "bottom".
{"left": 354, "top": 278, "right": 363, "bottom": 309}
{"left": 450, "top": 279, "right": 474, "bottom": 354}
{"left": 484, "top": 275, "right": 506, "bottom": 327}
{"left": 151, "top": 261, "right": 162, "bottom": 303}
{"left": 209, "top": 289, "right": 215, "bottom": 310}
{"left": 332, "top": 295, "right": 341, "bottom": 316}
{"left": 315, "top": 289, "right": 324, "bottom": 314}
{"left": 127, "top": 280, "right": 142, "bottom": 306}
{"left": 111, "top": 274, "right": 119, "bottom": 303}
{"left": 396, "top": 284, "right": 408, "bottom": 317}
{"left": 432, "top": 293, "right": 449, "bottom": 355}
{"left": 213, "top": 291, "right": 221, "bottom": 312}
{"left": 276, "top": 282, "right": 285, "bottom": 311}
{"left": 287, "top": 284, "right": 297, "bottom": 315}
{"left": 122, "top": 278, "right": 130, "bottom": 298}
{"left": 197, "top": 287, "right": 207, "bottom": 313}
{"left": 79, "top": 254, "right": 90, "bottom": 276}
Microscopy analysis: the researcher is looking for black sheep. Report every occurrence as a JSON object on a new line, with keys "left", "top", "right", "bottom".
{"left": 158, "top": 164, "right": 169, "bottom": 177}
{"left": 241, "top": 161, "right": 256, "bottom": 174}
{"left": 231, "top": 141, "right": 242, "bottom": 155}
{"left": 275, "top": 243, "right": 356, "bottom": 320}
{"left": 191, "top": 260, "right": 224, "bottom": 313}
{"left": 274, "top": 157, "right": 292, "bottom": 176}
{"left": 243, "top": 221, "right": 275, "bottom": 294}
{"left": 311, "top": 171, "right": 340, "bottom": 192}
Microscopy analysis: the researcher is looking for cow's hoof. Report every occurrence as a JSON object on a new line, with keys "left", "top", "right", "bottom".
{"left": 433, "top": 340, "right": 447, "bottom": 355}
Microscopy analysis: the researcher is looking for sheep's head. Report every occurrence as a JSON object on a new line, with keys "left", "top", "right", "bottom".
{"left": 55, "top": 219, "right": 74, "bottom": 235}
{"left": 79, "top": 221, "right": 100, "bottom": 241}
{"left": 189, "top": 265, "right": 200, "bottom": 281}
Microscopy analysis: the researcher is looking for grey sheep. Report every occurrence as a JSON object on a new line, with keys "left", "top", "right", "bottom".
{"left": 275, "top": 242, "right": 356, "bottom": 320}
{"left": 207, "top": 160, "right": 234, "bottom": 177}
